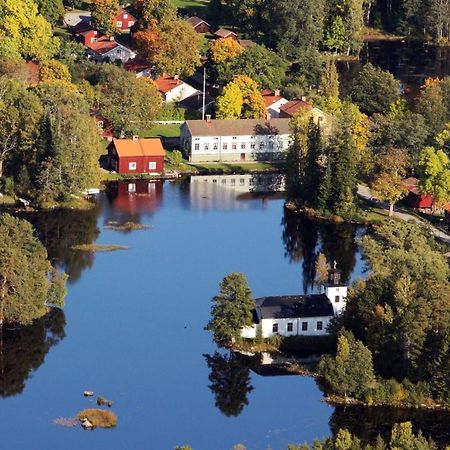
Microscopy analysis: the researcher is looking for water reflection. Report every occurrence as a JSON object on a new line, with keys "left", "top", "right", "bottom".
{"left": 281, "top": 209, "right": 360, "bottom": 293}
{"left": 0, "top": 309, "right": 66, "bottom": 397}
{"left": 339, "top": 41, "right": 450, "bottom": 95}
{"left": 330, "top": 405, "right": 450, "bottom": 447}
{"left": 204, "top": 351, "right": 254, "bottom": 417}
{"left": 24, "top": 207, "right": 101, "bottom": 282}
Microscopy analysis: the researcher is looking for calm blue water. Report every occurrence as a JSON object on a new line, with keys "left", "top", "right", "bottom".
{"left": 0, "top": 179, "right": 368, "bottom": 450}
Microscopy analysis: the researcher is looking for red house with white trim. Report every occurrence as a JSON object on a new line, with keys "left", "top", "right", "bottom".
{"left": 108, "top": 137, "right": 165, "bottom": 174}
{"left": 115, "top": 9, "right": 137, "bottom": 32}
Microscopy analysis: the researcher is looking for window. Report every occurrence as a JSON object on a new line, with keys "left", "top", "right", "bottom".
{"left": 287, "top": 322, "right": 293, "bottom": 332}
{"left": 223, "top": 143, "right": 228, "bottom": 150}
{"left": 317, "top": 321, "right": 323, "bottom": 331}
{"left": 213, "top": 143, "right": 218, "bottom": 151}
{"left": 250, "top": 142, "right": 256, "bottom": 149}
{"left": 194, "top": 143, "right": 200, "bottom": 151}
{"left": 232, "top": 143, "right": 237, "bottom": 150}
{"left": 128, "top": 21, "right": 134, "bottom": 27}
{"left": 232, "top": 136, "right": 237, "bottom": 140}
{"left": 230, "top": 178, "right": 236, "bottom": 185}
{"left": 148, "top": 161, "right": 156, "bottom": 170}
{"left": 241, "top": 142, "right": 246, "bottom": 150}
{"left": 128, "top": 162, "right": 137, "bottom": 170}
{"left": 212, "top": 179, "right": 217, "bottom": 183}
{"left": 272, "top": 323, "right": 278, "bottom": 333}
{"left": 195, "top": 137, "right": 200, "bottom": 140}
{"left": 128, "top": 183, "right": 136, "bottom": 192}
{"left": 91, "top": 38, "right": 97, "bottom": 43}
{"left": 117, "top": 21, "right": 122, "bottom": 27}
{"left": 259, "top": 142, "right": 265, "bottom": 149}
{"left": 239, "top": 178, "right": 245, "bottom": 185}
{"left": 214, "top": 137, "right": 219, "bottom": 140}
{"left": 221, "top": 179, "right": 226, "bottom": 184}
{"left": 302, "top": 322, "right": 308, "bottom": 331}
{"left": 335, "top": 295, "right": 340, "bottom": 303}
{"left": 204, "top": 143, "right": 209, "bottom": 151}
{"left": 123, "top": 13, "right": 128, "bottom": 19}
{"left": 97, "top": 120, "right": 104, "bottom": 128}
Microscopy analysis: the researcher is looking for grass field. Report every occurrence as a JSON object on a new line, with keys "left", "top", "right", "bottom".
{"left": 186, "top": 161, "right": 286, "bottom": 173}
{"left": 141, "top": 124, "right": 182, "bottom": 138}
{"left": 172, "top": 0, "right": 208, "bottom": 11}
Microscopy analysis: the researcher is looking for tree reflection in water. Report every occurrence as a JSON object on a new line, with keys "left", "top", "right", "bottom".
{"left": 204, "top": 352, "right": 254, "bottom": 417}
{"left": 0, "top": 309, "right": 66, "bottom": 397}
{"left": 281, "top": 209, "right": 360, "bottom": 293}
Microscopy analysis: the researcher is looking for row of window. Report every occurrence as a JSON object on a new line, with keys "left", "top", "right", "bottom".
{"left": 194, "top": 142, "right": 277, "bottom": 152}
{"left": 128, "top": 162, "right": 157, "bottom": 170}
{"left": 209, "top": 178, "right": 246, "bottom": 186}
{"left": 117, "top": 20, "right": 135, "bottom": 27}
{"left": 272, "top": 321, "right": 323, "bottom": 333}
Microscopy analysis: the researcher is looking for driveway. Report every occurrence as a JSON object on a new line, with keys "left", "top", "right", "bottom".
{"left": 64, "top": 11, "right": 91, "bottom": 27}
{"left": 357, "top": 184, "right": 450, "bottom": 244}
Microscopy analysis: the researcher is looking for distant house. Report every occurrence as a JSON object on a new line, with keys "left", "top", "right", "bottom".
{"left": 154, "top": 74, "right": 198, "bottom": 102}
{"left": 181, "top": 117, "right": 291, "bottom": 162}
{"left": 71, "top": 21, "right": 100, "bottom": 44}
{"left": 123, "top": 58, "right": 153, "bottom": 78}
{"left": 115, "top": 8, "right": 137, "bottom": 32}
{"left": 279, "top": 98, "right": 328, "bottom": 127}
{"left": 403, "top": 177, "right": 433, "bottom": 211}
{"left": 261, "top": 89, "right": 289, "bottom": 118}
{"left": 214, "top": 28, "right": 238, "bottom": 40}
{"left": 86, "top": 36, "right": 136, "bottom": 62}
{"left": 186, "top": 16, "right": 211, "bottom": 33}
{"left": 91, "top": 111, "right": 114, "bottom": 141}
{"left": 108, "top": 137, "right": 165, "bottom": 174}
{"left": 241, "top": 269, "right": 347, "bottom": 338}
{"left": 238, "top": 39, "right": 255, "bottom": 49}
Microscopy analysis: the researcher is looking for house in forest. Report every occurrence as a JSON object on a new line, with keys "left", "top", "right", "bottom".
{"left": 214, "top": 28, "right": 238, "bottom": 40}
{"left": 180, "top": 116, "right": 291, "bottom": 162}
{"left": 241, "top": 269, "right": 348, "bottom": 338}
{"left": 261, "top": 89, "right": 289, "bottom": 118}
{"left": 85, "top": 36, "right": 136, "bottom": 62}
{"left": 124, "top": 58, "right": 153, "bottom": 78}
{"left": 115, "top": 9, "right": 137, "bottom": 32}
{"left": 186, "top": 16, "right": 211, "bottom": 33}
{"left": 155, "top": 74, "right": 198, "bottom": 102}
{"left": 108, "top": 137, "right": 165, "bottom": 174}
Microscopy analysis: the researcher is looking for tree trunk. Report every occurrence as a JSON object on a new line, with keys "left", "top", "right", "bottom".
{"left": 389, "top": 202, "right": 394, "bottom": 217}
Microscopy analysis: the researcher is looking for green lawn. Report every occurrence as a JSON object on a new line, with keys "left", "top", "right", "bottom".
{"left": 141, "top": 124, "right": 182, "bottom": 138}
{"left": 186, "top": 161, "right": 286, "bottom": 173}
{"left": 171, "top": 0, "right": 208, "bottom": 10}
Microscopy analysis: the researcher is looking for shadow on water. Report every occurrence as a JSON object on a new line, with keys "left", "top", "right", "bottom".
{"left": 204, "top": 351, "right": 254, "bottom": 417}
{"left": 22, "top": 206, "right": 102, "bottom": 283}
{"left": 0, "top": 309, "right": 66, "bottom": 398}
{"left": 330, "top": 405, "right": 450, "bottom": 447}
{"left": 281, "top": 209, "right": 361, "bottom": 293}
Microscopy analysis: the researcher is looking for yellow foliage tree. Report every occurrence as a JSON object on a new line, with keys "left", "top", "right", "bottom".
{"left": 224, "top": 75, "right": 266, "bottom": 119}
{"left": 216, "top": 83, "right": 243, "bottom": 119}
{"left": 39, "top": 60, "right": 72, "bottom": 84}
{"left": 209, "top": 38, "right": 244, "bottom": 64}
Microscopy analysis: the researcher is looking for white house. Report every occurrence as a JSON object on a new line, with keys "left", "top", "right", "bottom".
{"left": 180, "top": 117, "right": 291, "bottom": 162}
{"left": 154, "top": 74, "right": 198, "bottom": 103}
{"left": 86, "top": 36, "right": 136, "bottom": 63}
{"left": 261, "top": 89, "right": 289, "bottom": 118}
{"left": 241, "top": 269, "right": 348, "bottom": 339}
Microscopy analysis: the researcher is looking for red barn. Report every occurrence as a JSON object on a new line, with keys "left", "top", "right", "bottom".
{"left": 115, "top": 9, "right": 137, "bottom": 32}
{"left": 403, "top": 176, "right": 433, "bottom": 211}
{"left": 108, "top": 138, "right": 165, "bottom": 174}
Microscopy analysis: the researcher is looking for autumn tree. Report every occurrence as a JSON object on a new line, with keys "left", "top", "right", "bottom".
{"left": 91, "top": 0, "right": 120, "bottom": 36}
{"left": 39, "top": 60, "right": 72, "bottom": 84}
{"left": 0, "top": 0, "right": 60, "bottom": 61}
{"left": 208, "top": 38, "right": 245, "bottom": 65}
{"left": 36, "top": 0, "right": 64, "bottom": 24}
{"left": 215, "top": 82, "right": 243, "bottom": 119}
{"left": 324, "top": 16, "right": 346, "bottom": 54}
{"left": 134, "top": 0, "right": 177, "bottom": 27}
{"left": 98, "top": 65, "right": 162, "bottom": 137}
{"left": 206, "top": 273, "right": 256, "bottom": 347}
{"left": 371, "top": 148, "right": 409, "bottom": 216}
{"left": 315, "top": 252, "right": 330, "bottom": 291}
{"left": 0, "top": 214, "right": 67, "bottom": 326}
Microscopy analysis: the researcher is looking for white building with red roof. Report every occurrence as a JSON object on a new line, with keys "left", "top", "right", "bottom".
{"left": 261, "top": 89, "right": 288, "bottom": 118}
{"left": 154, "top": 74, "right": 198, "bottom": 102}
{"left": 86, "top": 36, "right": 136, "bottom": 62}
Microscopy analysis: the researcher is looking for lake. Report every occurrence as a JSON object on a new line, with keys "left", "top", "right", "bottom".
{"left": 1, "top": 178, "right": 450, "bottom": 450}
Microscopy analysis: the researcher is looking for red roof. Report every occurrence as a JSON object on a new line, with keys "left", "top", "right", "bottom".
{"left": 214, "top": 28, "right": 237, "bottom": 39}
{"left": 279, "top": 99, "right": 312, "bottom": 117}
{"left": 261, "top": 89, "right": 283, "bottom": 107}
{"left": 111, "top": 138, "right": 165, "bottom": 157}
{"left": 187, "top": 16, "right": 210, "bottom": 28}
{"left": 124, "top": 58, "right": 151, "bottom": 73}
{"left": 154, "top": 74, "right": 182, "bottom": 93}
{"left": 86, "top": 36, "right": 119, "bottom": 55}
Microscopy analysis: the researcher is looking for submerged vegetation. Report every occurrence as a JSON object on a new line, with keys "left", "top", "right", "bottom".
{"left": 77, "top": 409, "right": 117, "bottom": 428}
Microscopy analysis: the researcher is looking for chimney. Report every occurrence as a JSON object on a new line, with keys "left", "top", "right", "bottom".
{"left": 301, "top": 95, "right": 307, "bottom": 102}
{"left": 266, "top": 112, "right": 271, "bottom": 121}
{"left": 132, "top": 135, "right": 138, "bottom": 141}
{"left": 174, "top": 74, "right": 179, "bottom": 84}
{"left": 274, "top": 89, "right": 280, "bottom": 96}
{"left": 206, "top": 114, "right": 212, "bottom": 123}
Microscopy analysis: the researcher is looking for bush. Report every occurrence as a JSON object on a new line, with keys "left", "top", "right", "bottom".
{"left": 77, "top": 409, "right": 117, "bottom": 428}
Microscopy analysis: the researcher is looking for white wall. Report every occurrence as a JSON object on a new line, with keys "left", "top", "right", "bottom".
{"left": 260, "top": 316, "right": 331, "bottom": 338}
{"left": 267, "top": 98, "right": 289, "bottom": 118}
{"left": 325, "top": 285, "right": 348, "bottom": 315}
{"left": 165, "top": 83, "right": 198, "bottom": 102}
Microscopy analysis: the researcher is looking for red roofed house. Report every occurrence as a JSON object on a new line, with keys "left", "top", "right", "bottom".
{"left": 86, "top": 36, "right": 136, "bottom": 62}
{"left": 186, "top": 16, "right": 211, "bottom": 33}
{"left": 123, "top": 58, "right": 153, "bottom": 78}
{"left": 154, "top": 74, "right": 197, "bottom": 102}
{"left": 279, "top": 97, "right": 328, "bottom": 129}
{"left": 403, "top": 177, "right": 433, "bottom": 211}
{"left": 261, "top": 89, "right": 288, "bottom": 118}
{"left": 214, "top": 28, "right": 238, "bottom": 40}
{"left": 108, "top": 137, "right": 165, "bottom": 174}
{"left": 115, "top": 9, "right": 137, "bottom": 32}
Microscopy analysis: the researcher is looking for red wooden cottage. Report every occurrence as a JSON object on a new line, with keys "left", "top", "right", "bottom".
{"left": 186, "top": 16, "right": 211, "bottom": 33}
{"left": 403, "top": 177, "right": 433, "bottom": 211}
{"left": 108, "top": 137, "right": 165, "bottom": 174}
{"left": 115, "top": 9, "right": 137, "bottom": 32}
